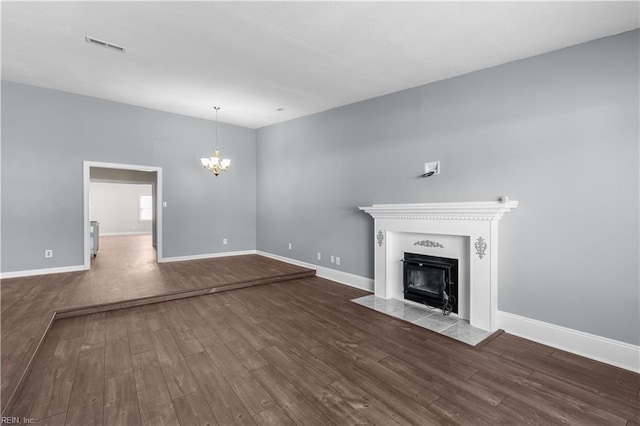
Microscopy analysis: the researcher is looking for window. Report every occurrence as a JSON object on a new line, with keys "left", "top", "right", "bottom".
{"left": 139, "top": 194, "right": 153, "bottom": 222}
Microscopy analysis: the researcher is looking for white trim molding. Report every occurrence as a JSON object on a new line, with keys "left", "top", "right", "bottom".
{"left": 0, "top": 265, "right": 86, "bottom": 279}
{"left": 316, "top": 266, "right": 374, "bottom": 292}
{"left": 256, "top": 251, "right": 374, "bottom": 292}
{"left": 497, "top": 310, "right": 640, "bottom": 373}
{"left": 256, "top": 251, "right": 315, "bottom": 270}
{"left": 160, "top": 250, "right": 257, "bottom": 263}
{"left": 359, "top": 200, "right": 519, "bottom": 221}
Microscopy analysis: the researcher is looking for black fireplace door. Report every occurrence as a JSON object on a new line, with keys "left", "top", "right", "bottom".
{"left": 404, "top": 264, "right": 447, "bottom": 299}
{"left": 402, "top": 252, "right": 458, "bottom": 314}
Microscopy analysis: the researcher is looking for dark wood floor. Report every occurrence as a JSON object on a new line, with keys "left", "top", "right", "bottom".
{"left": 1, "top": 235, "right": 313, "bottom": 413}
{"left": 6, "top": 275, "right": 640, "bottom": 425}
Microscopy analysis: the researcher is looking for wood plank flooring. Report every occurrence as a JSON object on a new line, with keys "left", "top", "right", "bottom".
{"left": 1, "top": 235, "right": 314, "bottom": 413}
{"left": 7, "top": 276, "right": 640, "bottom": 425}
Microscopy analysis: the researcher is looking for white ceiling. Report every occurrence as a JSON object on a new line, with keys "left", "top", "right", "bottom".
{"left": 2, "top": 1, "right": 638, "bottom": 129}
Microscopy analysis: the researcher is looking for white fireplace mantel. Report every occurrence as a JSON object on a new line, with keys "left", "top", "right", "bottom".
{"left": 359, "top": 200, "right": 518, "bottom": 221}
{"left": 359, "top": 200, "right": 518, "bottom": 331}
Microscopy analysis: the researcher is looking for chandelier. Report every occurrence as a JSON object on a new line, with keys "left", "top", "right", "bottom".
{"left": 200, "top": 106, "right": 231, "bottom": 176}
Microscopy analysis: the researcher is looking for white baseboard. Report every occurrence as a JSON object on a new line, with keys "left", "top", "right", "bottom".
{"left": 159, "top": 250, "right": 257, "bottom": 263}
{"left": 316, "top": 266, "right": 374, "bottom": 292}
{"left": 100, "top": 231, "right": 152, "bottom": 236}
{"left": 3, "top": 249, "right": 258, "bottom": 277}
{"left": 256, "top": 251, "right": 316, "bottom": 269}
{"left": 0, "top": 264, "right": 88, "bottom": 279}
{"left": 256, "top": 251, "right": 374, "bottom": 292}
{"left": 497, "top": 310, "right": 640, "bottom": 373}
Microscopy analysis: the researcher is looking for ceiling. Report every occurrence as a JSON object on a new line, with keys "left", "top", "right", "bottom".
{"left": 2, "top": 1, "right": 638, "bottom": 129}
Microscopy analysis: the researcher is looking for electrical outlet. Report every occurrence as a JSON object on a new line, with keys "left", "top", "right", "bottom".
{"left": 45, "top": 249, "right": 53, "bottom": 258}
{"left": 162, "top": 201, "right": 167, "bottom": 207}
{"left": 223, "top": 238, "right": 228, "bottom": 245}
{"left": 330, "top": 255, "right": 335, "bottom": 263}
{"left": 317, "top": 252, "right": 321, "bottom": 261}
{"left": 288, "top": 242, "right": 292, "bottom": 250}
{"left": 336, "top": 256, "right": 341, "bottom": 265}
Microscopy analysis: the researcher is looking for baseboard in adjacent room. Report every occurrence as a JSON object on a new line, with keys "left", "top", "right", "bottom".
{"left": 100, "top": 231, "right": 152, "bottom": 236}
{"left": 497, "top": 310, "right": 640, "bottom": 373}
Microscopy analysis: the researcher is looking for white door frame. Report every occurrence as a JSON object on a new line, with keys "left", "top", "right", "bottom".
{"left": 83, "top": 161, "right": 163, "bottom": 269}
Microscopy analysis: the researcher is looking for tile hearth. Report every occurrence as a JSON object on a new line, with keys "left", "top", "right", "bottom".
{"left": 352, "top": 295, "right": 494, "bottom": 346}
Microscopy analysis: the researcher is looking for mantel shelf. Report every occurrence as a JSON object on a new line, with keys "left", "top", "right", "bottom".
{"left": 359, "top": 200, "right": 518, "bottom": 221}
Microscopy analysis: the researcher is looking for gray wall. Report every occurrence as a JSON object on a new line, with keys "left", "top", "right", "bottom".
{"left": 90, "top": 182, "right": 153, "bottom": 235}
{"left": 256, "top": 30, "right": 639, "bottom": 345}
{"left": 1, "top": 82, "right": 257, "bottom": 271}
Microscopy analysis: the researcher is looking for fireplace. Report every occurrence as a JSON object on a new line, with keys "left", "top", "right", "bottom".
{"left": 403, "top": 252, "right": 458, "bottom": 315}
{"left": 359, "top": 200, "right": 518, "bottom": 331}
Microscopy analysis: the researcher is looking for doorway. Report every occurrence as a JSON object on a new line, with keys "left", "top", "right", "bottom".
{"left": 83, "top": 161, "right": 163, "bottom": 270}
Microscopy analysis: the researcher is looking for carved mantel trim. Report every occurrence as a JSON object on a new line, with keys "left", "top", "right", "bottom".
{"left": 359, "top": 200, "right": 518, "bottom": 221}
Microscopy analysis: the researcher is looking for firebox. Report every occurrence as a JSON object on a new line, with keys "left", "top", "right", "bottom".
{"left": 402, "top": 252, "right": 458, "bottom": 315}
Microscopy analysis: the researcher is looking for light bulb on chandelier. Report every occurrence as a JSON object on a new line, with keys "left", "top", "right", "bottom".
{"left": 200, "top": 106, "right": 231, "bottom": 176}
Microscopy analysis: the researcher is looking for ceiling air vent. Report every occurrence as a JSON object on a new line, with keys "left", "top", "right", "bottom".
{"left": 85, "top": 36, "right": 126, "bottom": 53}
